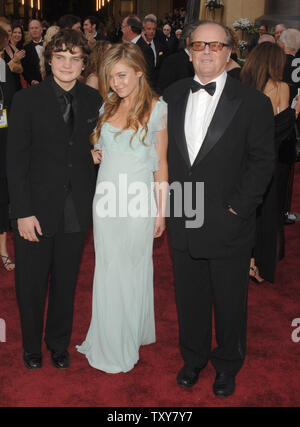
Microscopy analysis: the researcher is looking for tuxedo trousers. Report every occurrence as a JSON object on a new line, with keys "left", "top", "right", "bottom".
{"left": 14, "top": 220, "right": 86, "bottom": 354}
{"left": 172, "top": 248, "right": 251, "bottom": 375}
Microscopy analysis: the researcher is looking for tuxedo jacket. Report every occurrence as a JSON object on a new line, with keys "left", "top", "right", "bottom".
{"left": 7, "top": 76, "right": 102, "bottom": 235}
{"left": 136, "top": 36, "right": 167, "bottom": 88}
{"left": 22, "top": 41, "right": 43, "bottom": 85}
{"left": 163, "top": 75, "right": 275, "bottom": 259}
{"left": 157, "top": 49, "right": 194, "bottom": 94}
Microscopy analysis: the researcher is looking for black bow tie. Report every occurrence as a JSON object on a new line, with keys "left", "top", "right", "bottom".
{"left": 191, "top": 80, "right": 216, "bottom": 96}
{"left": 34, "top": 41, "right": 43, "bottom": 46}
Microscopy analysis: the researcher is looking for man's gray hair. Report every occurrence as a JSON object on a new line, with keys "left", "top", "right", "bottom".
{"left": 143, "top": 17, "right": 157, "bottom": 28}
{"left": 144, "top": 14, "right": 157, "bottom": 23}
{"left": 190, "top": 20, "right": 235, "bottom": 48}
{"left": 280, "top": 28, "right": 300, "bottom": 53}
{"left": 275, "top": 23, "right": 287, "bottom": 31}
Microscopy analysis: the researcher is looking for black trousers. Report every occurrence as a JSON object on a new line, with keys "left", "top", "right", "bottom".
{"left": 172, "top": 248, "right": 251, "bottom": 376}
{"left": 14, "top": 222, "right": 86, "bottom": 354}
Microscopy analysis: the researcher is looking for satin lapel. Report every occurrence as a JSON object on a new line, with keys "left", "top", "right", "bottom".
{"left": 192, "top": 77, "right": 242, "bottom": 168}
{"left": 174, "top": 85, "right": 192, "bottom": 168}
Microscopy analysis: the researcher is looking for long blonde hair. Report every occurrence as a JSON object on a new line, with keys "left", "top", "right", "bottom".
{"left": 40, "top": 25, "right": 59, "bottom": 78}
{"left": 90, "top": 42, "right": 157, "bottom": 146}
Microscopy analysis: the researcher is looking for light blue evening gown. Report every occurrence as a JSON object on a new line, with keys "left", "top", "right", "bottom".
{"left": 77, "top": 99, "right": 167, "bottom": 373}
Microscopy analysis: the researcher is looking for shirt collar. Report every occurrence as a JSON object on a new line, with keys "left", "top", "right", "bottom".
{"left": 131, "top": 34, "right": 141, "bottom": 44}
{"left": 51, "top": 76, "right": 78, "bottom": 99}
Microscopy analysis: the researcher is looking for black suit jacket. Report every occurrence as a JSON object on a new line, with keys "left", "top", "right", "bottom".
{"left": 22, "top": 41, "right": 42, "bottom": 85}
{"left": 164, "top": 75, "right": 275, "bottom": 259}
{"left": 7, "top": 77, "right": 102, "bottom": 235}
{"left": 157, "top": 49, "right": 194, "bottom": 94}
{"left": 136, "top": 36, "right": 167, "bottom": 89}
{"left": 164, "top": 35, "right": 179, "bottom": 55}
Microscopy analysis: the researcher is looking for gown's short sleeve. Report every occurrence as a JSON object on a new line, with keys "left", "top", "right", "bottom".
{"left": 150, "top": 98, "right": 168, "bottom": 133}
{"left": 93, "top": 103, "right": 105, "bottom": 151}
{"left": 148, "top": 99, "right": 168, "bottom": 172}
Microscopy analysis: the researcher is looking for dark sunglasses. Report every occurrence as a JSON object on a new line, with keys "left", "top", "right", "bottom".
{"left": 191, "top": 41, "right": 230, "bottom": 52}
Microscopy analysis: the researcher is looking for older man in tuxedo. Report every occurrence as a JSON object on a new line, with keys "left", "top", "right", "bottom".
{"left": 22, "top": 19, "right": 44, "bottom": 85}
{"left": 163, "top": 21, "right": 275, "bottom": 397}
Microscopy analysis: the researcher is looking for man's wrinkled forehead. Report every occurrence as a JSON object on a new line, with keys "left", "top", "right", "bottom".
{"left": 191, "top": 24, "right": 227, "bottom": 42}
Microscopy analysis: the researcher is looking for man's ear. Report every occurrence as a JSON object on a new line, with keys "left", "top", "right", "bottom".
{"left": 227, "top": 49, "right": 232, "bottom": 63}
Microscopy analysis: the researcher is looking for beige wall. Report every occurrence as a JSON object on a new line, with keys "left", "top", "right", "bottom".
{"left": 113, "top": 0, "right": 172, "bottom": 24}
{"left": 200, "top": 0, "right": 265, "bottom": 29}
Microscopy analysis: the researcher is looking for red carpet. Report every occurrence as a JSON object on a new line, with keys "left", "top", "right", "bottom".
{"left": 1, "top": 165, "right": 300, "bottom": 407}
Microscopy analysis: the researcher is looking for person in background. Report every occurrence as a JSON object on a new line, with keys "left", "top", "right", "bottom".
{"left": 41, "top": 20, "right": 50, "bottom": 37}
{"left": 162, "top": 23, "right": 178, "bottom": 55}
{"left": 280, "top": 29, "right": 300, "bottom": 103}
{"left": 40, "top": 25, "right": 60, "bottom": 80}
{"left": 11, "top": 23, "right": 25, "bottom": 50}
{"left": 0, "top": 27, "right": 16, "bottom": 271}
{"left": 141, "top": 16, "right": 167, "bottom": 89}
{"left": 258, "top": 34, "right": 275, "bottom": 44}
{"left": 248, "top": 24, "right": 267, "bottom": 52}
{"left": 175, "top": 29, "right": 182, "bottom": 40}
{"left": 0, "top": 21, "right": 24, "bottom": 91}
{"left": 279, "top": 29, "right": 300, "bottom": 225}
{"left": 241, "top": 42, "right": 300, "bottom": 283}
{"left": 157, "top": 22, "right": 195, "bottom": 94}
{"left": 83, "top": 16, "right": 106, "bottom": 43}
{"left": 225, "top": 27, "right": 241, "bottom": 80}
{"left": 22, "top": 19, "right": 43, "bottom": 86}
{"left": 58, "top": 15, "right": 82, "bottom": 32}
{"left": 83, "top": 40, "right": 111, "bottom": 90}
{"left": 275, "top": 24, "right": 287, "bottom": 43}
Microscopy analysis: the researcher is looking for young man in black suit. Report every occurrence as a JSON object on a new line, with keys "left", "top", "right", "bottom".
{"left": 22, "top": 19, "right": 44, "bottom": 86}
{"left": 164, "top": 21, "right": 275, "bottom": 397}
{"left": 7, "top": 29, "right": 102, "bottom": 370}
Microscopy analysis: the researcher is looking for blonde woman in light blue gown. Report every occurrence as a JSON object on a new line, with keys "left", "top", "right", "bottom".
{"left": 77, "top": 43, "right": 168, "bottom": 373}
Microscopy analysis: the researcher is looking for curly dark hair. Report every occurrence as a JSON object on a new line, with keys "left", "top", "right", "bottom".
{"left": 44, "top": 28, "right": 90, "bottom": 66}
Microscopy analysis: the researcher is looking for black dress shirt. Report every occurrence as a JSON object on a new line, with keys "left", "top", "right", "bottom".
{"left": 51, "top": 77, "right": 81, "bottom": 233}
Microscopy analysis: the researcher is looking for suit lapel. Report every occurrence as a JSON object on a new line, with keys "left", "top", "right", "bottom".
{"left": 73, "top": 82, "right": 90, "bottom": 135}
{"left": 192, "top": 76, "right": 242, "bottom": 168}
{"left": 174, "top": 81, "right": 192, "bottom": 168}
{"left": 30, "top": 41, "right": 40, "bottom": 64}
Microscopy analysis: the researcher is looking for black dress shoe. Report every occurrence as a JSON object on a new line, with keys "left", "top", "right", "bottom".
{"left": 213, "top": 373, "right": 235, "bottom": 397}
{"left": 284, "top": 216, "right": 295, "bottom": 226}
{"left": 177, "top": 365, "right": 201, "bottom": 387}
{"left": 23, "top": 352, "right": 42, "bottom": 370}
{"left": 50, "top": 350, "right": 70, "bottom": 369}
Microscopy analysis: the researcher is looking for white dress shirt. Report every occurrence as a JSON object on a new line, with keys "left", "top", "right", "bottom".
{"left": 131, "top": 35, "right": 141, "bottom": 44}
{"left": 185, "top": 71, "right": 227, "bottom": 165}
{"left": 148, "top": 39, "right": 157, "bottom": 66}
{"left": 34, "top": 39, "right": 43, "bottom": 60}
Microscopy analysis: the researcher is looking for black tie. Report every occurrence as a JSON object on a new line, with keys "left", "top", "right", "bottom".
{"left": 63, "top": 92, "right": 74, "bottom": 135}
{"left": 34, "top": 41, "right": 44, "bottom": 46}
{"left": 191, "top": 80, "right": 216, "bottom": 96}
